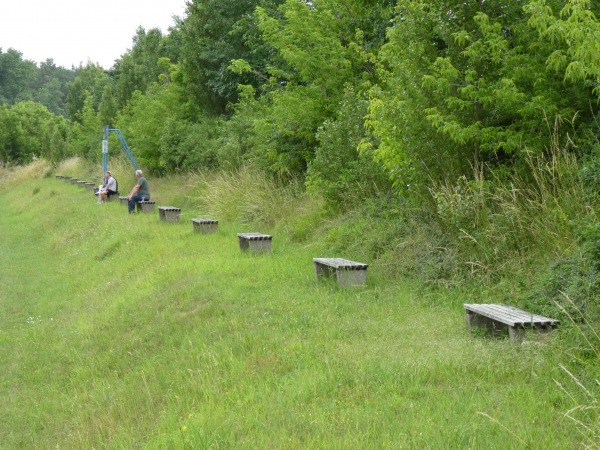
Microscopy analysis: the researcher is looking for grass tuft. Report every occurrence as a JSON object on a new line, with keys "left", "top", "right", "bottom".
{"left": 185, "top": 167, "right": 316, "bottom": 229}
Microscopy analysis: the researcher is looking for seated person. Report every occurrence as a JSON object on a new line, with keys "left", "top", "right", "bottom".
{"left": 98, "top": 171, "right": 118, "bottom": 203}
{"left": 127, "top": 169, "right": 150, "bottom": 213}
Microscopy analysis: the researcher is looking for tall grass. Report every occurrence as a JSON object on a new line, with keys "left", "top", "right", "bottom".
{"left": 552, "top": 295, "right": 600, "bottom": 448}
{"left": 0, "top": 158, "right": 52, "bottom": 188}
{"left": 429, "top": 144, "right": 586, "bottom": 287}
{"left": 184, "top": 167, "right": 321, "bottom": 229}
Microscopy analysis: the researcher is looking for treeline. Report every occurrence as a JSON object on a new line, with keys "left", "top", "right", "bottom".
{"left": 1, "top": 0, "right": 600, "bottom": 204}
{"left": 0, "top": 48, "right": 75, "bottom": 115}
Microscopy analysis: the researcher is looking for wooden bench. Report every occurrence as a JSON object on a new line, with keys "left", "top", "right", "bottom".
{"left": 313, "top": 258, "right": 368, "bottom": 287}
{"left": 464, "top": 304, "right": 559, "bottom": 340}
{"left": 158, "top": 206, "right": 180, "bottom": 222}
{"left": 135, "top": 201, "right": 155, "bottom": 214}
{"left": 68, "top": 178, "right": 78, "bottom": 184}
{"left": 84, "top": 182, "right": 96, "bottom": 191}
{"left": 192, "top": 218, "right": 218, "bottom": 234}
{"left": 77, "top": 180, "right": 87, "bottom": 188}
{"left": 55, "top": 175, "right": 65, "bottom": 180}
{"left": 237, "top": 232, "right": 272, "bottom": 253}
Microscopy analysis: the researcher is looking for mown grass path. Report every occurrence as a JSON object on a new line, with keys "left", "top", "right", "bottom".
{"left": 0, "top": 177, "right": 577, "bottom": 448}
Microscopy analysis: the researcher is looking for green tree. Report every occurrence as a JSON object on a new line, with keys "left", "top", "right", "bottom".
{"left": 66, "top": 63, "right": 110, "bottom": 123}
{"left": 0, "top": 101, "right": 57, "bottom": 164}
{"left": 34, "top": 59, "right": 75, "bottom": 116}
{"left": 233, "top": 0, "right": 392, "bottom": 175}
{"left": 98, "top": 84, "right": 117, "bottom": 127}
{"left": 115, "top": 79, "right": 184, "bottom": 173}
{"left": 307, "top": 87, "right": 390, "bottom": 207}
{"left": 0, "top": 48, "right": 37, "bottom": 104}
{"left": 113, "top": 27, "right": 173, "bottom": 108}
{"left": 180, "top": 0, "right": 284, "bottom": 115}
{"left": 41, "top": 115, "right": 70, "bottom": 162}
{"left": 0, "top": 105, "right": 21, "bottom": 164}
{"left": 526, "top": 0, "right": 600, "bottom": 92}
{"left": 67, "top": 92, "right": 101, "bottom": 160}
{"left": 35, "top": 78, "right": 64, "bottom": 117}
{"left": 367, "top": 0, "right": 595, "bottom": 191}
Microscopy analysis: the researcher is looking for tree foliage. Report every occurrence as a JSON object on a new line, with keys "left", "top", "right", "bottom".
{"left": 367, "top": 0, "right": 598, "bottom": 191}
{"left": 0, "top": 101, "right": 67, "bottom": 164}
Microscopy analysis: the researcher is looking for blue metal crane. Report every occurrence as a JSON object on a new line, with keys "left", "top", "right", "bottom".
{"left": 102, "top": 125, "right": 139, "bottom": 173}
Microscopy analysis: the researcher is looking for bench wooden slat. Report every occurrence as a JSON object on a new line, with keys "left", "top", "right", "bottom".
{"left": 466, "top": 304, "right": 538, "bottom": 326}
{"left": 237, "top": 232, "right": 272, "bottom": 241}
{"left": 464, "top": 303, "right": 559, "bottom": 341}
{"left": 237, "top": 232, "right": 272, "bottom": 253}
{"left": 464, "top": 304, "right": 558, "bottom": 327}
{"left": 192, "top": 218, "right": 219, "bottom": 234}
{"left": 313, "top": 258, "right": 368, "bottom": 270}
{"left": 136, "top": 201, "right": 155, "bottom": 213}
{"left": 157, "top": 205, "right": 180, "bottom": 222}
{"left": 313, "top": 257, "right": 368, "bottom": 286}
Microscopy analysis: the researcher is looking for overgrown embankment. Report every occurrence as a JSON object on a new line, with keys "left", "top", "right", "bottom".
{"left": 0, "top": 161, "right": 598, "bottom": 448}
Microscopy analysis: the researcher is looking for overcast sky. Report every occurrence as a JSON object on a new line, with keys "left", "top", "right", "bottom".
{"left": 0, "top": 0, "right": 187, "bottom": 69}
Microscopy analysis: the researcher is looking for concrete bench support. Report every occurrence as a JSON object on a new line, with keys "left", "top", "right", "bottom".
{"left": 158, "top": 206, "right": 180, "bottom": 222}
{"left": 119, "top": 196, "right": 128, "bottom": 206}
{"left": 85, "top": 182, "right": 96, "bottom": 191}
{"left": 464, "top": 304, "right": 559, "bottom": 340}
{"left": 237, "top": 232, "right": 272, "bottom": 253}
{"left": 313, "top": 257, "right": 368, "bottom": 287}
{"left": 136, "top": 201, "right": 156, "bottom": 214}
{"left": 192, "top": 218, "right": 219, "bottom": 234}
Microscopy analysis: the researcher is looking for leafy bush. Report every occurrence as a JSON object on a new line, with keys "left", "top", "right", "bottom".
{"left": 307, "top": 88, "right": 391, "bottom": 209}
{"left": 159, "top": 117, "right": 220, "bottom": 172}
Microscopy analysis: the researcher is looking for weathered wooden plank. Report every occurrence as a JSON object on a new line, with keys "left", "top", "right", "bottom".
{"left": 192, "top": 218, "right": 219, "bottom": 234}
{"left": 237, "top": 232, "right": 272, "bottom": 241}
{"left": 237, "top": 232, "right": 272, "bottom": 253}
{"left": 313, "top": 258, "right": 368, "bottom": 270}
{"left": 158, "top": 206, "right": 181, "bottom": 222}
{"left": 464, "top": 304, "right": 559, "bottom": 327}
{"left": 313, "top": 258, "right": 368, "bottom": 286}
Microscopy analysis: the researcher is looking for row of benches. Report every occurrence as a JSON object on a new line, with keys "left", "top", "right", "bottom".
{"left": 57, "top": 174, "right": 560, "bottom": 341}
{"left": 64, "top": 183, "right": 375, "bottom": 288}
{"left": 57, "top": 175, "right": 99, "bottom": 193}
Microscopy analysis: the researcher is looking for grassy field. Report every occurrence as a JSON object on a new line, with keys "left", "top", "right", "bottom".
{"left": 0, "top": 167, "right": 592, "bottom": 448}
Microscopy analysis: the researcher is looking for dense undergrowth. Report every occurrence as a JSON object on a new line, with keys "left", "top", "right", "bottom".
{"left": 1, "top": 158, "right": 599, "bottom": 448}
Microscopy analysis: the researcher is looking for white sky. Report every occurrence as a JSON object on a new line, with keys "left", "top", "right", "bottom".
{"left": 0, "top": 0, "right": 187, "bottom": 69}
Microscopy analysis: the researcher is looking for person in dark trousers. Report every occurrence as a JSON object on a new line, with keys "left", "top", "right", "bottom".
{"left": 127, "top": 169, "right": 150, "bottom": 213}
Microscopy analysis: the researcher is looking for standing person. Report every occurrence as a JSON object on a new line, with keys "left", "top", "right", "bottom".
{"left": 127, "top": 169, "right": 150, "bottom": 213}
{"left": 98, "top": 171, "right": 118, "bottom": 203}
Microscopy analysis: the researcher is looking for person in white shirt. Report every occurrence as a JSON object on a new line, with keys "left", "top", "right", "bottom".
{"left": 98, "top": 171, "right": 118, "bottom": 203}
